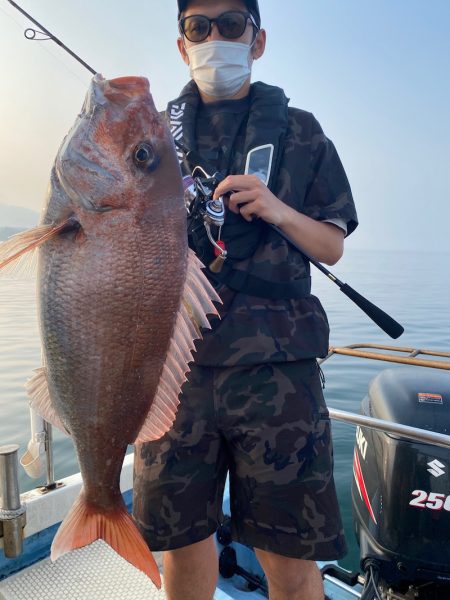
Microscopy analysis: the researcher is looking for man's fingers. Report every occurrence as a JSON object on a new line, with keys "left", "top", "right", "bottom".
{"left": 228, "top": 190, "right": 254, "bottom": 209}
{"left": 214, "top": 174, "right": 261, "bottom": 198}
{"left": 238, "top": 203, "right": 257, "bottom": 222}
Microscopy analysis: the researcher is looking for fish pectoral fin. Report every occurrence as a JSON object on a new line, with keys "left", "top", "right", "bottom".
{"left": 26, "top": 367, "right": 70, "bottom": 435}
{"left": 0, "top": 221, "right": 73, "bottom": 276}
{"left": 134, "top": 249, "right": 221, "bottom": 444}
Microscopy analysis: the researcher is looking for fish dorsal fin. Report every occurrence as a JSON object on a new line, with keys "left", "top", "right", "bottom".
{"left": 0, "top": 221, "right": 71, "bottom": 276}
{"left": 134, "top": 250, "right": 220, "bottom": 444}
{"left": 26, "top": 367, "right": 69, "bottom": 434}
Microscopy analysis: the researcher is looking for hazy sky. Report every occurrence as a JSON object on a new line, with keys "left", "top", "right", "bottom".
{"left": 1, "top": 0, "right": 449, "bottom": 251}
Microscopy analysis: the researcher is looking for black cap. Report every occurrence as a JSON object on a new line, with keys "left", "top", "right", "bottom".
{"left": 177, "top": 1, "right": 261, "bottom": 28}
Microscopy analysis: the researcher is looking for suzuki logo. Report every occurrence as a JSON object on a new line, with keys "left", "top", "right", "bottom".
{"left": 356, "top": 426, "right": 368, "bottom": 460}
{"left": 427, "top": 459, "right": 445, "bottom": 478}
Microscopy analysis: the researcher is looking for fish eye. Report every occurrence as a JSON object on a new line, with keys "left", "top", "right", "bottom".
{"left": 133, "top": 142, "right": 159, "bottom": 171}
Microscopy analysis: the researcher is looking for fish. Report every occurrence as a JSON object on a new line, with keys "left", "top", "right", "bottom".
{"left": 0, "top": 74, "right": 220, "bottom": 587}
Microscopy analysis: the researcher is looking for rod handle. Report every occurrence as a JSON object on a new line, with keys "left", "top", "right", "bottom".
{"left": 340, "top": 283, "right": 404, "bottom": 339}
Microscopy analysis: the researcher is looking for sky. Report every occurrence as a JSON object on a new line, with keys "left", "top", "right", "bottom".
{"left": 0, "top": 0, "right": 449, "bottom": 251}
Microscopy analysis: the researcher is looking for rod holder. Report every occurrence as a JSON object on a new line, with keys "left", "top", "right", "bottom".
{"left": 0, "top": 445, "right": 26, "bottom": 558}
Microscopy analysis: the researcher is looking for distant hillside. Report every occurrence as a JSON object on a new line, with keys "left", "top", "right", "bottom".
{"left": 0, "top": 227, "right": 24, "bottom": 241}
{"left": 0, "top": 204, "right": 39, "bottom": 228}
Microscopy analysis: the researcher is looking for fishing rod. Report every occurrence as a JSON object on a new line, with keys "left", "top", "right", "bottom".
{"left": 270, "top": 225, "right": 404, "bottom": 339}
{"left": 176, "top": 141, "right": 404, "bottom": 340}
{"left": 6, "top": 0, "right": 97, "bottom": 75}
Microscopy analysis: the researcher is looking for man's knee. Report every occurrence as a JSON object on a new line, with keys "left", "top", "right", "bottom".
{"left": 164, "top": 535, "right": 217, "bottom": 568}
{"left": 163, "top": 536, "right": 218, "bottom": 600}
{"left": 255, "top": 548, "right": 324, "bottom": 598}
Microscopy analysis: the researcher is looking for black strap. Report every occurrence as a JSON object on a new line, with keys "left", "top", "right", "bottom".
{"left": 240, "top": 82, "right": 289, "bottom": 192}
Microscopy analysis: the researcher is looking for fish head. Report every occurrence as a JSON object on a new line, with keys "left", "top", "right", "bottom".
{"left": 53, "top": 74, "right": 183, "bottom": 224}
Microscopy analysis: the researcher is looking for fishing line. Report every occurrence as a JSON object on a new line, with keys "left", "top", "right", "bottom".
{"left": 5, "top": 0, "right": 97, "bottom": 75}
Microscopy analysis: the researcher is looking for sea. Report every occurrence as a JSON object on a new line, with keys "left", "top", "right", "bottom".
{"left": 0, "top": 247, "right": 449, "bottom": 572}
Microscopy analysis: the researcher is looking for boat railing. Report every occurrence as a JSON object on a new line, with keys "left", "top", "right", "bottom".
{"left": 42, "top": 420, "right": 56, "bottom": 491}
{"left": 318, "top": 344, "right": 450, "bottom": 448}
{"left": 318, "top": 343, "right": 450, "bottom": 448}
{"left": 328, "top": 408, "right": 450, "bottom": 448}
{"left": 0, "top": 445, "right": 27, "bottom": 557}
{"left": 320, "top": 343, "right": 450, "bottom": 370}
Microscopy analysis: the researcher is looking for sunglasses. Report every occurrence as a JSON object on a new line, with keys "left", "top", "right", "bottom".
{"left": 179, "top": 11, "right": 258, "bottom": 43}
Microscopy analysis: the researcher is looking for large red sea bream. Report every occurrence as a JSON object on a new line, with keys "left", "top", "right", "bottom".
{"left": 0, "top": 74, "right": 219, "bottom": 587}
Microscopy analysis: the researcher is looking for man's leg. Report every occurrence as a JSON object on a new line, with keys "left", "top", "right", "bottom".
{"left": 216, "top": 360, "right": 345, "bottom": 599}
{"left": 133, "top": 365, "right": 227, "bottom": 598}
{"left": 255, "top": 549, "right": 324, "bottom": 600}
{"left": 163, "top": 535, "right": 218, "bottom": 600}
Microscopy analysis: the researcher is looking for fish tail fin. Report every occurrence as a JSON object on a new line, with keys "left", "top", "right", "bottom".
{"left": 51, "top": 492, "right": 161, "bottom": 588}
{"left": 0, "top": 221, "right": 71, "bottom": 275}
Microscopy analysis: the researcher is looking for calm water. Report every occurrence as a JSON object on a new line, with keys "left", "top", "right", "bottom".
{"left": 1, "top": 248, "right": 449, "bottom": 571}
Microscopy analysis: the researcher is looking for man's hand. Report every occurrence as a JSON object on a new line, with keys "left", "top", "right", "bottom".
{"left": 214, "top": 174, "right": 345, "bottom": 265}
{"left": 214, "top": 175, "right": 288, "bottom": 226}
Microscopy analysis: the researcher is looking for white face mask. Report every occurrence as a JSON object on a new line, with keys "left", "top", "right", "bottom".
{"left": 186, "top": 40, "right": 253, "bottom": 99}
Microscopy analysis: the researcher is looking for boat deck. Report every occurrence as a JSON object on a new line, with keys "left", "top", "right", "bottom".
{"left": 0, "top": 538, "right": 361, "bottom": 599}
{"left": 0, "top": 539, "right": 273, "bottom": 600}
{"left": 0, "top": 540, "right": 166, "bottom": 600}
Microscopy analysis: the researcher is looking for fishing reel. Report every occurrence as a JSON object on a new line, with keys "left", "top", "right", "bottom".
{"left": 184, "top": 170, "right": 226, "bottom": 227}
{"left": 184, "top": 168, "right": 228, "bottom": 272}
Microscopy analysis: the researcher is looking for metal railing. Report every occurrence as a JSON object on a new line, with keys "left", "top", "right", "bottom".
{"left": 320, "top": 343, "right": 450, "bottom": 370}
{"left": 328, "top": 408, "right": 450, "bottom": 448}
{"left": 319, "top": 344, "right": 450, "bottom": 447}
{"left": 0, "top": 446, "right": 26, "bottom": 557}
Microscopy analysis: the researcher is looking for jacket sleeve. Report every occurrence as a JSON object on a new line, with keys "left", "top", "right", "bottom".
{"left": 302, "top": 116, "right": 358, "bottom": 237}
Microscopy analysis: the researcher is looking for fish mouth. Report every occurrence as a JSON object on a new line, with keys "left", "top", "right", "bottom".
{"left": 109, "top": 76, "right": 149, "bottom": 92}
{"left": 87, "top": 75, "right": 150, "bottom": 109}
{"left": 104, "top": 76, "right": 150, "bottom": 101}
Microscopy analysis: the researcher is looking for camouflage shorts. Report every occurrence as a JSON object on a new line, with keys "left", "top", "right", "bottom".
{"left": 133, "top": 359, "right": 347, "bottom": 560}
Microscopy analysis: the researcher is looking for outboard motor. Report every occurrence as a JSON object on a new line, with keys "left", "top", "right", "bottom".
{"left": 352, "top": 368, "right": 450, "bottom": 599}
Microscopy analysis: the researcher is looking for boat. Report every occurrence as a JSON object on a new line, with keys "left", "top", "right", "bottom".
{"left": 1, "top": 344, "right": 449, "bottom": 599}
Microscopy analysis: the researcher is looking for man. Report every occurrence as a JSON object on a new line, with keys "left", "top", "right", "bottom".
{"left": 133, "top": 1, "right": 358, "bottom": 599}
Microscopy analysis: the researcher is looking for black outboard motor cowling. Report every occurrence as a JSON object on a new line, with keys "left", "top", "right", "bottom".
{"left": 352, "top": 368, "right": 450, "bottom": 598}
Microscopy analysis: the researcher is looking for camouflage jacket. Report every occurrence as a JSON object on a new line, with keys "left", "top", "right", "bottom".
{"left": 165, "top": 81, "right": 358, "bottom": 367}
